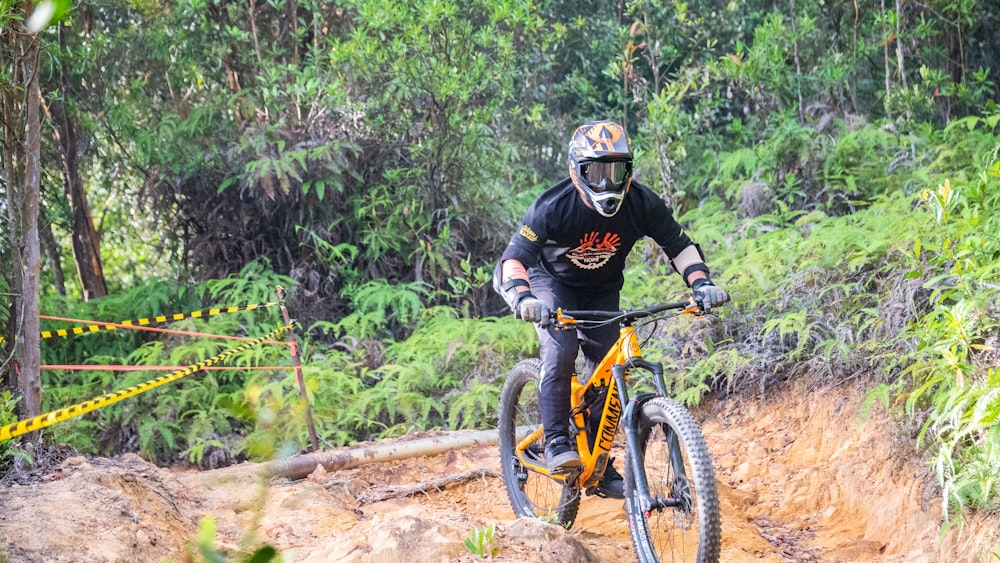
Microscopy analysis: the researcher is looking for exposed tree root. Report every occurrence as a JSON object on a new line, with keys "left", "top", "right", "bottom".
{"left": 355, "top": 468, "right": 501, "bottom": 505}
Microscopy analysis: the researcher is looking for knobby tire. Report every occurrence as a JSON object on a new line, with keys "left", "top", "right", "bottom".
{"left": 498, "top": 358, "right": 581, "bottom": 528}
{"left": 625, "top": 396, "right": 721, "bottom": 563}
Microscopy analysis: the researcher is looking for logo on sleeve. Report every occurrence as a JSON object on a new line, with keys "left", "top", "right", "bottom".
{"left": 566, "top": 232, "right": 620, "bottom": 270}
{"left": 518, "top": 225, "right": 538, "bottom": 242}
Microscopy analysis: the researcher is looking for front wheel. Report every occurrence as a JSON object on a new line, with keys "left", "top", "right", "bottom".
{"left": 624, "top": 396, "right": 721, "bottom": 563}
{"left": 498, "top": 358, "right": 580, "bottom": 528}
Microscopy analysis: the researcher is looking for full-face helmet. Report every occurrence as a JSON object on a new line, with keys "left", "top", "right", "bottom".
{"left": 567, "top": 120, "right": 633, "bottom": 217}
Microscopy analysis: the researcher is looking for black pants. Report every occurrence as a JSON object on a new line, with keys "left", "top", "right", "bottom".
{"left": 529, "top": 272, "right": 619, "bottom": 444}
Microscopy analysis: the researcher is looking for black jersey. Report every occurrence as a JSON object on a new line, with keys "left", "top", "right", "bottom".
{"left": 500, "top": 178, "right": 694, "bottom": 290}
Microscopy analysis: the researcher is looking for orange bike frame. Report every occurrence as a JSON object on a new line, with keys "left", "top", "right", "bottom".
{"left": 514, "top": 313, "right": 646, "bottom": 486}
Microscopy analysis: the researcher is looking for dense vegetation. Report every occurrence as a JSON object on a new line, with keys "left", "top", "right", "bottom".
{"left": 2, "top": 0, "right": 998, "bottom": 524}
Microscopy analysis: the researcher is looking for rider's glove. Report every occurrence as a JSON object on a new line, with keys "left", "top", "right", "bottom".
{"left": 516, "top": 296, "right": 551, "bottom": 328}
{"left": 692, "top": 278, "right": 729, "bottom": 313}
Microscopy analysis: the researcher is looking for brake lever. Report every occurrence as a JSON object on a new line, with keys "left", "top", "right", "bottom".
{"left": 551, "top": 308, "right": 576, "bottom": 330}
{"left": 689, "top": 297, "right": 708, "bottom": 316}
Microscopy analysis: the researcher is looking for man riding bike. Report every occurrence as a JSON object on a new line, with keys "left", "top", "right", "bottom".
{"left": 493, "top": 120, "right": 728, "bottom": 499}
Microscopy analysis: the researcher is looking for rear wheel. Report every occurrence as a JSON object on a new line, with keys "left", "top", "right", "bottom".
{"left": 624, "top": 396, "right": 720, "bottom": 562}
{"left": 498, "top": 358, "right": 580, "bottom": 527}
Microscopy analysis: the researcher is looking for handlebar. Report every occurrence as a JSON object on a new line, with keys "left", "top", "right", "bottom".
{"left": 554, "top": 299, "right": 701, "bottom": 327}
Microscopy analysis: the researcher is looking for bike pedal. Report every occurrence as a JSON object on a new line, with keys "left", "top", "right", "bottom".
{"left": 552, "top": 465, "right": 583, "bottom": 482}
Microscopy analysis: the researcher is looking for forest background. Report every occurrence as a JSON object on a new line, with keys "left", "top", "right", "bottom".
{"left": 1, "top": 0, "right": 998, "bottom": 531}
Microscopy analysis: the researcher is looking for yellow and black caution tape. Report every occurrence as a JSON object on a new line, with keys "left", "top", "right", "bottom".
{"left": 0, "top": 302, "right": 278, "bottom": 345}
{"left": 39, "top": 302, "right": 279, "bottom": 339}
{"left": 0, "top": 322, "right": 293, "bottom": 442}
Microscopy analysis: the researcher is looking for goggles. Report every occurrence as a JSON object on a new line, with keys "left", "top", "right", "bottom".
{"left": 581, "top": 160, "right": 632, "bottom": 192}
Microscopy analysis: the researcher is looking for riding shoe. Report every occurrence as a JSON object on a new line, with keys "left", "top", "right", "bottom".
{"left": 595, "top": 459, "right": 625, "bottom": 499}
{"left": 545, "top": 436, "right": 582, "bottom": 474}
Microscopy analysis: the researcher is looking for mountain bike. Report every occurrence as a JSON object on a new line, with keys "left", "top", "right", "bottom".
{"left": 498, "top": 300, "right": 721, "bottom": 563}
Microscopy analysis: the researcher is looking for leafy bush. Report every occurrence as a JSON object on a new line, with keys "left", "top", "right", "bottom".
{"left": 310, "top": 307, "right": 536, "bottom": 444}
{"left": 881, "top": 163, "right": 1000, "bottom": 520}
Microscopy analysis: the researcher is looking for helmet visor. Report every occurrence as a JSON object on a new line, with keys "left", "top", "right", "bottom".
{"left": 581, "top": 160, "right": 632, "bottom": 192}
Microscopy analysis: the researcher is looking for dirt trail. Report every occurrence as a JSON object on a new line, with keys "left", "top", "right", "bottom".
{"left": 1, "top": 382, "right": 997, "bottom": 562}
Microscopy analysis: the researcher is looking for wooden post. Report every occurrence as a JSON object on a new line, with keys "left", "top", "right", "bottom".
{"left": 275, "top": 286, "right": 320, "bottom": 452}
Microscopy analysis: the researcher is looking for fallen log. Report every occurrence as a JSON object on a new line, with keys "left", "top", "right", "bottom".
{"left": 258, "top": 429, "right": 501, "bottom": 480}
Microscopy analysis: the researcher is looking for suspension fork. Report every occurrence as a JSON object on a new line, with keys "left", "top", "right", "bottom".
{"left": 616, "top": 363, "right": 685, "bottom": 513}
{"left": 632, "top": 358, "right": 687, "bottom": 483}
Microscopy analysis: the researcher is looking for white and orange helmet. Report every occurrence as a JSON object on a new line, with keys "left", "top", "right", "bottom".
{"left": 567, "top": 120, "right": 634, "bottom": 217}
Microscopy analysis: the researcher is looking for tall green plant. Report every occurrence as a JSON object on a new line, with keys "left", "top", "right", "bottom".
{"left": 887, "top": 171, "right": 1000, "bottom": 520}
{"left": 323, "top": 0, "right": 553, "bottom": 300}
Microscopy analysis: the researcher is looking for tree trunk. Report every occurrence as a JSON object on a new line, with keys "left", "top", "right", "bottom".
{"left": 945, "top": 18, "right": 964, "bottom": 119}
{"left": 54, "top": 26, "right": 107, "bottom": 301}
{"left": 894, "top": 0, "right": 906, "bottom": 90}
{"left": 39, "top": 206, "right": 67, "bottom": 296}
{"left": 22, "top": 21, "right": 44, "bottom": 418}
{"left": 790, "top": 0, "right": 804, "bottom": 122}
{"left": 65, "top": 131, "right": 108, "bottom": 301}
{"left": 881, "top": 0, "right": 892, "bottom": 117}
{"left": 3, "top": 12, "right": 45, "bottom": 418}
{"left": 1, "top": 31, "right": 17, "bottom": 392}
{"left": 250, "top": 429, "right": 503, "bottom": 480}
{"left": 851, "top": 0, "right": 860, "bottom": 113}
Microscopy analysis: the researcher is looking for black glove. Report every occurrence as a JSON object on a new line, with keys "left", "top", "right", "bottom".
{"left": 692, "top": 278, "right": 729, "bottom": 313}
{"left": 516, "top": 296, "right": 551, "bottom": 328}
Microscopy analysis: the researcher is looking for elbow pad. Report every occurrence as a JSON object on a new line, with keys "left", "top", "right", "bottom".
{"left": 669, "top": 243, "right": 711, "bottom": 287}
{"left": 493, "top": 261, "right": 532, "bottom": 312}
{"left": 500, "top": 279, "right": 532, "bottom": 312}
{"left": 668, "top": 243, "right": 705, "bottom": 275}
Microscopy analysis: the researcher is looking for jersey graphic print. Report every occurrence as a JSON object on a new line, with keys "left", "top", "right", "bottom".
{"left": 518, "top": 224, "right": 538, "bottom": 242}
{"left": 566, "top": 232, "right": 621, "bottom": 270}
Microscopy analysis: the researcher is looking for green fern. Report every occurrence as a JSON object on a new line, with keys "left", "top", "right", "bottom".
{"left": 447, "top": 380, "right": 502, "bottom": 430}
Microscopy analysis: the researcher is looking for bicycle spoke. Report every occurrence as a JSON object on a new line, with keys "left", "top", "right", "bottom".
{"left": 644, "top": 426, "right": 701, "bottom": 556}
{"left": 625, "top": 397, "right": 720, "bottom": 563}
{"left": 499, "top": 359, "right": 581, "bottom": 527}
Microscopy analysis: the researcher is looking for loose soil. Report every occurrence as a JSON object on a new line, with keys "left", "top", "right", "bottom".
{"left": 1, "top": 382, "right": 997, "bottom": 562}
